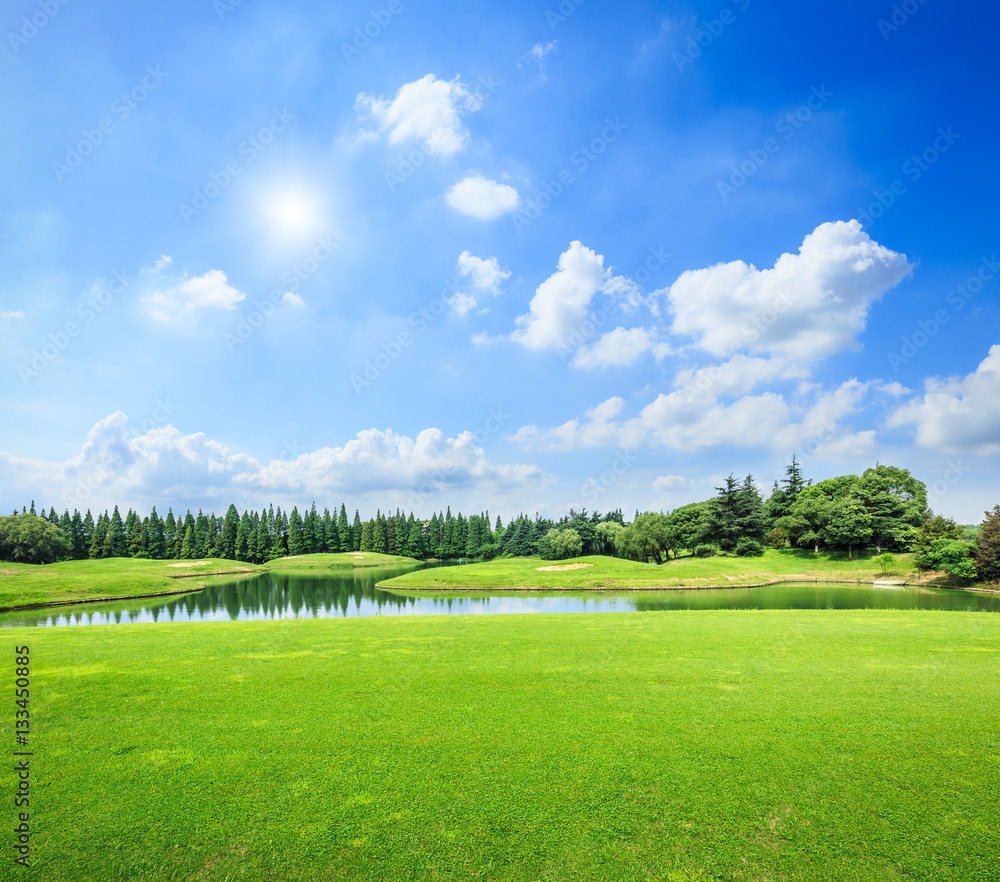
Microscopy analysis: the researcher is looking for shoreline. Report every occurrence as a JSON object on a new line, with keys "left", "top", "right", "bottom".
{"left": 377, "top": 576, "right": 1000, "bottom": 595}
{"left": 3, "top": 571, "right": 996, "bottom": 616}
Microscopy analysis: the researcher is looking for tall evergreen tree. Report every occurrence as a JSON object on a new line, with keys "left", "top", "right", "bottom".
{"left": 235, "top": 512, "right": 252, "bottom": 561}
{"left": 465, "top": 516, "right": 482, "bottom": 557}
{"left": 220, "top": 504, "right": 240, "bottom": 560}
{"left": 163, "top": 509, "right": 177, "bottom": 555}
{"left": 735, "top": 475, "right": 767, "bottom": 545}
{"left": 700, "top": 475, "right": 743, "bottom": 551}
{"left": 303, "top": 503, "right": 318, "bottom": 554}
{"left": 973, "top": 505, "right": 1000, "bottom": 583}
{"left": 70, "top": 510, "right": 87, "bottom": 559}
{"left": 287, "top": 507, "right": 305, "bottom": 555}
{"left": 352, "top": 511, "right": 363, "bottom": 551}
{"left": 323, "top": 508, "right": 338, "bottom": 553}
{"left": 404, "top": 520, "right": 425, "bottom": 559}
{"left": 129, "top": 519, "right": 147, "bottom": 557}
{"left": 372, "top": 515, "right": 387, "bottom": 553}
{"left": 338, "top": 504, "right": 351, "bottom": 552}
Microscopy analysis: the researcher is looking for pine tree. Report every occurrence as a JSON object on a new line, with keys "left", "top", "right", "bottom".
{"left": 267, "top": 521, "right": 286, "bottom": 561}
{"left": 82, "top": 510, "right": 95, "bottom": 555}
{"left": 385, "top": 516, "right": 396, "bottom": 555}
{"left": 303, "top": 503, "right": 317, "bottom": 554}
{"left": 783, "top": 453, "right": 806, "bottom": 496}
{"left": 338, "top": 504, "right": 351, "bottom": 552}
{"left": 129, "top": 519, "right": 147, "bottom": 557}
{"left": 71, "top": 510, "right": 87, "bottom": 559}
{"left": 360, "top": 520, "right": 373, "bottom": 552}
{"left": 465, "top": 516, "right": 482, "bottom": 558}
{"left": 88, "top": 511, "right": 108, "bottom": 560}
{"left": 147, "top": 507, "right": 165, "bottom": 559}
{"left": 735, "top": 475, "right": 767, "bottom": 545}
{"left": 352, "top": 511, "right": 363, "bottom": 551}
{"left": 123, "top": 509, "right": 138, "bottom": 551}
{"left": 220, "top": 504, "right": 240, "bottom": 560}
{"left": 973, "top": 506, "right": 1000, "bottom": 583}
{"left": 323, "top": 509, "right": 339, "bottom": 553}
{"left": 163, "top": 509, "right": 177, "bottom": 555}
{"left": 372, "top": 513, "right": 387, "bottom": 554}
{"left": 58, "top": 510, "right": 72, "bottom": 555}
{"left": 105, "top": 506, "right": 126, "bottom": 557}
{"left": 206, "top": 514, "right": 219, "bottom": 557}
{"left": 194, "top": 510, "right": 209, "bottom": 557}
{"left": 404, "top": 520, "right": 425, "bottom": 559}
{"left": 287, "top": 507, "right": 305, "bottom": 555}
{"left": 180, "top": 526, "right": 196, "bottom": 559}
{"left": 236, "top": 513, "right": 251, "bottom": 561}
{"left": 701, "top": 475, "right": 743, "bottom": 551}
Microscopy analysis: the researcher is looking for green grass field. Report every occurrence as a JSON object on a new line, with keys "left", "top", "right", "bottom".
{"left": 0, "top": 553, "right": 417, "bottom": 610}
{"left": 7, "top": 610, "right": 999, "bottom": 881}
{"left": 379, "top": 549, "right": 921, "bottom": 592}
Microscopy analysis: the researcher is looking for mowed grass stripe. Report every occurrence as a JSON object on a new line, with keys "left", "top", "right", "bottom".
{"left": 13, "top": 610, "right": 1000, "bottom": 881}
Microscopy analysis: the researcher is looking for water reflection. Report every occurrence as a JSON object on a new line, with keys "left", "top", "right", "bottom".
{"left": 2, "top": 566, "right": 998, "bottom": 628}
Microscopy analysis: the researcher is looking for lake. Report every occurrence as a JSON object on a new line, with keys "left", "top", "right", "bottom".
{"left": 2, "top": 562, "right": 998, "bottom": 627}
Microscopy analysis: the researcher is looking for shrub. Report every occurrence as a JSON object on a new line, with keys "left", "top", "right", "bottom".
{"left": 766, "top": 527, "right": 789, "bottom": 549}
{"left": 872, "top": 552, "right": 897, "bottom": 577}
{"left": 693, "top": 544, "right": 716, "bottom": 558}
{"left": 917, "top": 538, "right": 977, "bottom": 581}
{"left": 735, "top": 539, "right": 765, "bottom": 558}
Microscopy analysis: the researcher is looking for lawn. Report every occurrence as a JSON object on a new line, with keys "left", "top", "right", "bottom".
{"left": 378, "top": 549, "right": 920, "bottom": 592}
{"left": 0, "top": 553, "right": 417, "bottom": 610}
{"left": 7, "top": 610, "right": 999, "bottom": 880}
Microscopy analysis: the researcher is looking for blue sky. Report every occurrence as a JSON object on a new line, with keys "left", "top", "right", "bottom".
{"left": 1, "top": 0, "right": 998, "bottom": 523}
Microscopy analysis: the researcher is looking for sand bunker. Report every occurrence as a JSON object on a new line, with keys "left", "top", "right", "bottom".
{"left": 536, "top": 563, "right": 595, "bottom": 572}
{"left": 166, "top": 560, "right": 210, "bottom": 568}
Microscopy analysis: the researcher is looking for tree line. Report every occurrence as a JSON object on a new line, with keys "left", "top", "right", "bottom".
{"left": 1, "top": 457, "right": 997, "bottom": 583}
{"left": 0, "top": 500, "right": 625, "bottom": 567}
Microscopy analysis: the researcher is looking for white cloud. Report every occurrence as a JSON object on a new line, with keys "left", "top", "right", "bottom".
{"left": 458, "top": 251, "right": 509, "bottom": 295}
{"left": 142, "top": 267, "right": 244, "bottom": 323}
{"left": 508, "top": 397, "right": 646, "bottom": 452}
{"left": 355, "top": 74, "right": 483, "bottom": 157}
{"left": 282, "top": 292, "right": 305, "bottom": 308}
{"left": 887, "top": 344, "right": 1000, "bottom": 455}
{"left": 876, "top": 381, "right": 913, "bottom": 397}
{"left": 510, "top": 379, "right": 875, "bottom": 459}
{"left": 1, "top": 310, "right": 24, "bottom": 320}
{"left": 674, "top": 355, "right": 809, "bottom": 398}
{"left": 518, "top": 40, "right": 558, "bottom": 81}
{"left": 448, "top": 292, "right": 480, "bottom": 317}
{"left": 446, "top": 175, "right": 521, "bottom": 220}
{"left": 653, "top": 474, "right": 694, "bottom": 494}
{"left": 665, "top": 220, "right": 912, "bottom": 361}
{"left": 509, "top": 241, "right": 663, "bottom": 361}
{"left": 511, "top": 241, "right": 608, "bottom": 351}
{"left": 0, "top": 413, "right": 552, "bottom": 513}
{"left": 571, "top": 327, "right": 653, "bottom": 370}
{"left": 448, "top": 251, "right": 511, "bottom": 315}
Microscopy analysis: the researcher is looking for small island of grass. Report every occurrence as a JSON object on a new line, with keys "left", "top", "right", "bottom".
{"left": 377, "top": 548, "right": 920, "bottom": 592}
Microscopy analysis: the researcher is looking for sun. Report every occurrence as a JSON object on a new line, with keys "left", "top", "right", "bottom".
{"left": 266, "top": 188, "right": 321, "bottom": 238}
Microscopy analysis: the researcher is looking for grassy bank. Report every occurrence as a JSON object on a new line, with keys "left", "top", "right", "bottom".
{"left": 0, "top": 552, "right": 417, "bottom": 610}
{"left": 8, "top": 610, "right": 999, "bottom": 880}
{"left": 379, "top": 549, "right": 919, "bottom": 592}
